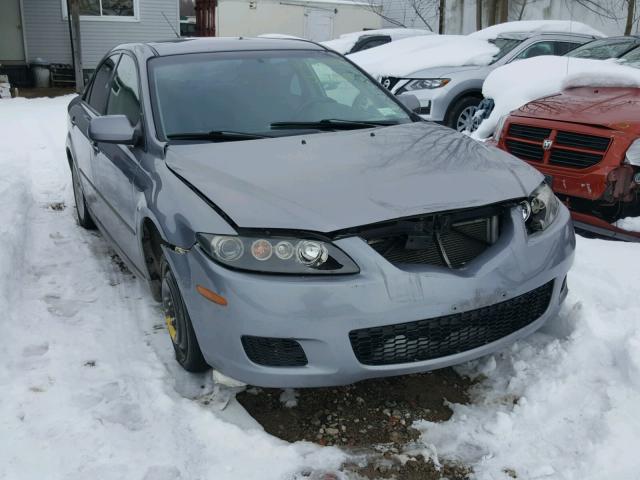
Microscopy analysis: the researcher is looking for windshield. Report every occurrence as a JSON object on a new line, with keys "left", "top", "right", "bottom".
{"left": 618, "top": 46, "right": 640, "bottom": 67}
{"left": 148, "top": 50, "right": 412, "bottom": 140}
{"left": 489, "top": 38, "right": 523, "bottom": 64}
{"left": 567, "top": 38, "right": 638, "bottom": 60}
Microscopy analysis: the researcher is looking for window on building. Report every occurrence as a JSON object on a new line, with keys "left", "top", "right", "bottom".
{"left": 63, "top": 0, "right": 137, "bottom": 19}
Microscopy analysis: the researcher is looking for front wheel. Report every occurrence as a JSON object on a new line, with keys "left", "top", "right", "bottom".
{"left": 447, "top": 96, "right": 482, "bottom": 133}
{"left": 161, "top": 258, "right": 209, "bottom": 372}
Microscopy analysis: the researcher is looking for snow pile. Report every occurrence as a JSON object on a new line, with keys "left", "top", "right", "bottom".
{"left": 350, "top": 35, "right": 498, "bottom": 77}
{"left": 0, "top": 97, "right": 345, "bottom": 480}
{"left": 321, "top": 28, "right": 432, "bottom": 55}
{"left": 469, "top": 20, "right": 605, "bottom": 40}
{"left": 615, "top": 216, "right": 640, "bottom": 232}
{"left": 416, "top": 236, "right": 640, "bottom": 479}
{"left": 473, "top": 56, "right": 640, "bottom": 139}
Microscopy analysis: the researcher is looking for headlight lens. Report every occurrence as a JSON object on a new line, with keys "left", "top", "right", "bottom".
{"left": 197, "top": 233, "right": 359, "bottom": 275}
{"left": 404, "top": 78, "right": 450, "bottom": 90}
{"left": 493, "top": 114, "right": 509, "bottom": 142}
{"left": 625, "top": 138, "right": 640, "bottom": 166}
{"left": 520, "top": 182, "right": 560, "bottom": 233}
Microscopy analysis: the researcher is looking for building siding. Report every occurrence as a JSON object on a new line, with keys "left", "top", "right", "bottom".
{"left": 22, "top": 0, "right": 179, "bottom": 68}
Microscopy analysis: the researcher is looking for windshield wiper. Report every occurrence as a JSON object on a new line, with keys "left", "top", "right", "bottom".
{"left": 270, "top": 119, "right": 398, "bottom": 131}
{"left": 167, "top": 131, "right": 271, "bottom": 142}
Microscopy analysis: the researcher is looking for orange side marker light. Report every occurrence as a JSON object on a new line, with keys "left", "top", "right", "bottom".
{"left": 196, "top": 285, "right": 228, "bottom": 306}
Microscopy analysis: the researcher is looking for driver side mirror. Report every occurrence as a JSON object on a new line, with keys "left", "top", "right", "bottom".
{"left": 397, "top": 93, "right": 421, "bottom": 114}
{"left": 89, "top": 115, "right": 138, "bottom": 145}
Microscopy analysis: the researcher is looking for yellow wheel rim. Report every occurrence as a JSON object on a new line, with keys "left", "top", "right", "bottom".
{"left": 165, "top": 315, "right": 177, "bottom": 341}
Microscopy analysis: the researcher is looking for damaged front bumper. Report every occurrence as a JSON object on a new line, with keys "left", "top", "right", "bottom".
{"left": 163, "top": 205, "right": 575, "bottom": 388}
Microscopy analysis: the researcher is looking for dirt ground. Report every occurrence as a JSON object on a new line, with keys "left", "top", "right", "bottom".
{"left": 13, "top": 87, "right": 76, "bottom": 98}
{"left": 237, "top": 369, "right": 474, "bottom": 479}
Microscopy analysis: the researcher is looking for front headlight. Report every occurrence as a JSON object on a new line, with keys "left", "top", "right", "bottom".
{"left": 493, "top": 114, "right": 509, "bottom": 142}
{"left": 519, "top": 182, "right": 560, "bottom": 233}
{"left": 196, "top": 233, "right": 359, "bottom": 275}
{"left": 404, "top": 78, "right": 450, "bottom": 91}
{"left": 625, "top": 138, "right": 640, "bottom": 166}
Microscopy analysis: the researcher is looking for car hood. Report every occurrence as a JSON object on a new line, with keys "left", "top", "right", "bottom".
{"left": 513, "top": 86, "right": 640, "bottom": 133}
{"left": 165, "top": 122, "right": 541, "bottom": 233}
{"left": 407, "top": 64, "right": 488, "bottom": 79}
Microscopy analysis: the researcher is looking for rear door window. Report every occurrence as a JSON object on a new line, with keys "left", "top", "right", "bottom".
{"left": 87, "top": 54, "right": 119, "bottom": 114}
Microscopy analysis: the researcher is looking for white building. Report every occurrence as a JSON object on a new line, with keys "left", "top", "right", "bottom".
{"left": 215, "top": 0, "right": 383, "bottom": 41}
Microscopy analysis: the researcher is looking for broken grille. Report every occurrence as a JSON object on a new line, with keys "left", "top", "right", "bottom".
{"left": 362, "top": 207, "right": 501, "bottom": 269}
{"left": 349, "top": 281, "right": 554, "bottom": 366}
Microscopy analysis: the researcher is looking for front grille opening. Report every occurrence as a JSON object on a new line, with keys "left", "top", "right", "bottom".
{"left": 508, "top": 123, "right": 551, "bottom": 141}
{"left": 349, "top": 281, "right": 554, "bottom": 366}
{"left": 242, "top": 336, "right": 308, "bottom": 367}
{"left": 362, "top": 206, "right": 502, "bottom": 269}
{"left": 549, "top": 149, "right": 603, "bottom": 168}
{"left": 505, "top": 139, "right": 544, "bottom": 161}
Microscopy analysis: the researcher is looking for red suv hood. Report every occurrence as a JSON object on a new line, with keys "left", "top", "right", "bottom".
{"left": 513, "top": 86, "right": 640, "bottom": 134}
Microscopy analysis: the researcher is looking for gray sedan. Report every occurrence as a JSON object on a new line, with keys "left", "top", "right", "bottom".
{"left": 383, "top": 31, "right": 595, "bottom": 131}
{"left": 66, "top": 37, "right": 574, "bottom": 387}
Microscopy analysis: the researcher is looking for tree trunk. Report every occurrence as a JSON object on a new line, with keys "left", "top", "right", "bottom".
{"left": 499, "top": 0, "right": 509, "bottom": 22}
{"left": 476, "top": 0, "right": 483, "bottom": 30}
{"left": 625, "top": 0, "right": 635, "bottom": 35}
{"left": 486, "top": 0, "right": 497, "bottom": 26}
{"left": 439, "top": 0, "right": 446, "bottom": 33}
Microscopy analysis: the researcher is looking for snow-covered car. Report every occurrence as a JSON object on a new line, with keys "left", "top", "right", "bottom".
{"left": 490, "top": 53, "right": 640, "bottom": 241}
{"left": 474, "top": 36, "right": 640, "bottom": 128}
{"left": 321, "top": 28, "right": 432, "bottom": 55}
{"left": 364, "top": 31, "right": 596, "bottom": 132}
{"left": 66, "top": 37, "right": 574, "bottom": 388}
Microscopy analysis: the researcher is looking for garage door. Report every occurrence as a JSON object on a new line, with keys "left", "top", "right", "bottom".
{"left": 304, "top": 9, "right": 334, "bottom": 42}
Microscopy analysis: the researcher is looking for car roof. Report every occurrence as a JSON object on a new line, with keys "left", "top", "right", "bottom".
{"left": 140, "top": 37, "right": 327, "bottom": 56}
{"left": 496, "top": 31, "right": 597, "bottom": 41}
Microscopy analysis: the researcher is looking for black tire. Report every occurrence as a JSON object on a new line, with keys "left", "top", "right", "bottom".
{"left": 71, "top": 161, "right": 96, "bottom": 230}
{"left": 161, "top": 258, "right": 209, "bottom": 372}
{"left": 446, "top": 96, "right": 483, "bottom": 133}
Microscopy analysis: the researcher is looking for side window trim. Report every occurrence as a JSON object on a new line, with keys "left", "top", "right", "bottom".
{"left": 109, "top": 51, "right": 144, "bottom": 126}
{"left": 84, "top": 53, "right": 121, "bottom": 115}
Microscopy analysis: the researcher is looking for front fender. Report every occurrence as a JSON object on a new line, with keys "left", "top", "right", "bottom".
{"left": 135, "top": 156, "right": 237, "bottom": 251}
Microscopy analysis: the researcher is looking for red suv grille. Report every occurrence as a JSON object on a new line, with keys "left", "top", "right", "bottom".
{"left": 505, "top": 123, "right": 611, "bottom": 169}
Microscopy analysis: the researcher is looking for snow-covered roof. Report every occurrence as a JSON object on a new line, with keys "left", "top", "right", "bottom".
{"left": 473, "top": 56, "right": 640, "bottom": 139}
{"left": 321, "top": 28, "right": 433, "bottom": 55}
{"left": 469, "top": 20, "right": 605, "bottom": 40}
{"left": 349, "top": 35, "right": 498, "bottom": 77}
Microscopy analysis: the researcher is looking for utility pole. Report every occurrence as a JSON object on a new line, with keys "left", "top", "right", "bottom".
{"left": 438, "top": 0, "right": 446, "bottom": 33}
{"left": 625, "top": 0, "right": 635, "bottom": 35}
{"left": 66, "top": 0, "right": 84, "bottom": 92}
{"left": 476, "top": 0, "right": 483, "bottom": 30}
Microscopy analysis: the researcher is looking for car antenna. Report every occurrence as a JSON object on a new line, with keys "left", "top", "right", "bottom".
{"left": 162, "top": 11, "right": 180, "bottom": 39}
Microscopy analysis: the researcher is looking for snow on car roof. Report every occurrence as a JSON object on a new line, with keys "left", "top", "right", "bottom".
{"left": 321, "top": 28, "right": 433, "bottom": 55}
{"left": 473, "top": 55, "right": 640, "bottom": 139}
{"left": 349, "top": 34, "right": 498, "bottom": 78}
{"left": 468, "top": 20, "right": 605, "bottom": 40}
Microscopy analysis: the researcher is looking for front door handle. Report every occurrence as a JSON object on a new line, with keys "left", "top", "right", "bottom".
{"left": 91, "top": 142, "right": 99, "bottom": 153}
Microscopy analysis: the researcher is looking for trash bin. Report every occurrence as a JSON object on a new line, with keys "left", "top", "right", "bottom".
{"left": 31, "top": 58, "right": 51, "bottom": 88}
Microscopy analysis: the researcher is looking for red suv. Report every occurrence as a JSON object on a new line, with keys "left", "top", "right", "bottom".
{"left": 493, "top": 86, "right": 640, "bottom": 241}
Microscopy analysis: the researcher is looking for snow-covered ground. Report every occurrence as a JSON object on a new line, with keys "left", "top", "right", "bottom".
{"left": 2, "top": 96, "right": 640, "bottom": 480}
{"left": 0, "top": 97, "right": 344, "bottom": 480}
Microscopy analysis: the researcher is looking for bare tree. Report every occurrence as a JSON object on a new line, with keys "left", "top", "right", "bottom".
{"left": 438, "top": 0, "right": 446, "bottom": 33}
{"left": 625, "top": 0, "right": 636, "bottom": 34}
{"left": 476, "top": 0, "right": 483, "bottom": 29}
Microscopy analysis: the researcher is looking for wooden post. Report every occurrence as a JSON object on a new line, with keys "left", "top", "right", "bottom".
{"left": 66, "top": 0, "right": 84, "bottom": 92}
